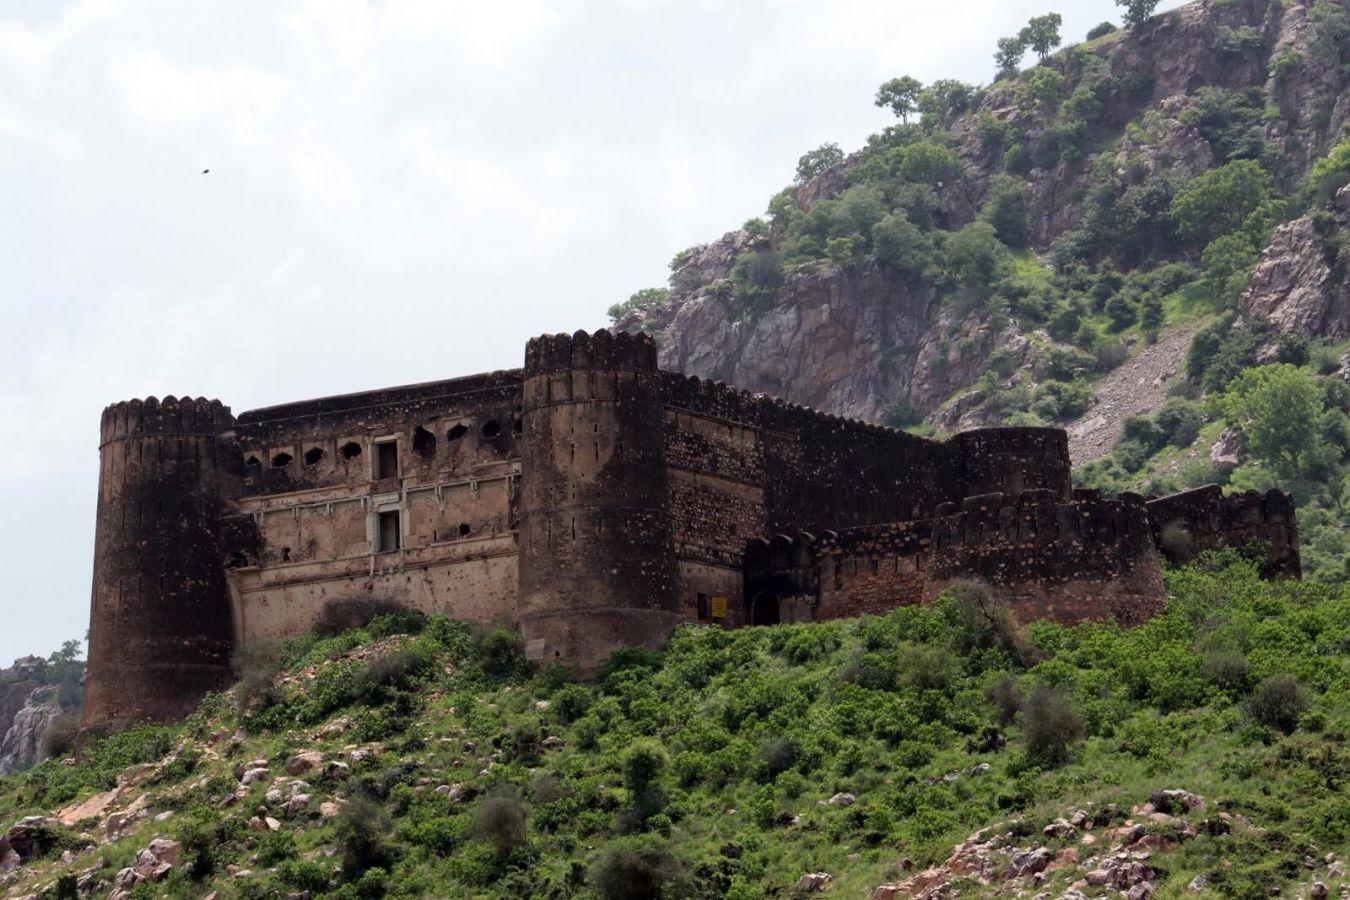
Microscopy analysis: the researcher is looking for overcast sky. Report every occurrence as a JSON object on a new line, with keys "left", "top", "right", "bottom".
{"left": 0, "top": 0, "right": 1183, "bottom": 665}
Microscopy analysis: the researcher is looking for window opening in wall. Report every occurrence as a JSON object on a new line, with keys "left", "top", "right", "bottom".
{"left": 304, "top": 447, "right": 325, "bottom": 467}
{"left": 340, "top": 442, "right": 362, "bottom": 460}
{"left": 245, "top": 455, "right": 261, "bottom": 469}
{"left": 447, "top": 423, "right": 468, "bottom": 441}
{"left": 696, "top": 592, "right": 710, "bottom": 621}
{"left": 482, "top": 420, "right": 501, "bottom": 438}
{"left": 413, "top": 426, "right": 436, "bottom": 458}
{"left": 282, "top": 547, "right": 291, "bottom": 562}
{"left": 458, "top": 522, "right": 471, "bottom": 537}
{"left": 378, "top": 510, "right": 401, "bottom": 552}
{"left": 271, "top": 452, "right": 293, "bottom": 468}
{"left": 376, "top": 441, "right": 398, "bottom": 479}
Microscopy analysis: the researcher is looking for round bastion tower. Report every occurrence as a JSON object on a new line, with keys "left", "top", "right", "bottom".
{"left": 518, "top": 330, "right": 681, "bottom": 669}
{"left": 82, "top": 396, "right": 239, "bottom": 739}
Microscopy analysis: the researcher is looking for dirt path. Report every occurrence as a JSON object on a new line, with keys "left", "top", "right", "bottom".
{"left": 1065, "top": 325, "right": 1197, "bottom": 464}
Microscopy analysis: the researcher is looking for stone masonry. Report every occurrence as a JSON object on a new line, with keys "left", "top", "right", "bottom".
{"left": 82, "top": 329, "right": 1300, "bottom": 737}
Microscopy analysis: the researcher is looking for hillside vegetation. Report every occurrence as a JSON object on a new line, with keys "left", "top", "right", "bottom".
{"left": 613, "top": 0, "right": 1349, "bottom": 581}
{"left": 1, "top": 555, "right": 1346, "bottom": 898}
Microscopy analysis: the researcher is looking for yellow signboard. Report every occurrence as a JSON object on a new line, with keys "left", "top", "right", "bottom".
{"left": 711, "top": 596, "right": 728, "bottom": 620}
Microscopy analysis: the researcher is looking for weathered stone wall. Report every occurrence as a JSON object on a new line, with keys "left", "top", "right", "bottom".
{"left": 224, "top": 371, "right": 526, "bottom": 643}
{"left": 1146, "top": 485, "right": 1300, "bottom": 577}
{"left": 83, "top": 397, "right": 239, "bottom": 739}
{"left": 517, "top": 331, "right": 682, "bottom": 668}
{"left": 83, "top": 329, "right": 1292, "bottom": 731}
{"left": 744, "top": 491, "right": 1167, "bottom": 628}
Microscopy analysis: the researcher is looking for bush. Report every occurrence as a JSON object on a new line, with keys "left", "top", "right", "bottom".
{"left": 232, "top": 645, "right": 283, "bottom": 715}
{"left": 1246, "top": 674, "right": 1309, "bottom": 733}
{"left": 479, "top": 625, "right": 524, "bottom": 677}
{"left": 314, "top": 596, "right": 411, "bottom": 638}
{"left": 1155, "top": 398, "right": 1204, "bottom": 447}
{"left": 38, "top": 714, "right": 80, "bottom": 761}
{"left": 551, "top": 683, "right": 593, "bottom": 724}
{"left": 473, "top": 786, "right": 528, "bottom": 856}
{"left": 334, "top": 795, "right": 395, "bottom": 878}
{"left": 1086, "top": 21, "right": 1117, "bottom": 41}
{"left": 985, "top": 676, "right": 1022, "bottom": 726}
{"left": 1158, "top": 521, "right": 1196, "bottom": 565}
{"left": 1202, "top": 650, "right": 1252, "bottom": 693}
{"left": 589, "top": 834, "right": 685, "bottom": 900}
{"left": 981, "top": 177, "right": 1032, "bottom": 248}
{"left": 760, "top": 735, "right": 797, "bottom": 777}
{"left": 1022, "top": 684, "right": 1084, "bottom": 765}
{"left": 938, "top": 580, "right": 1038, "bottom": 666}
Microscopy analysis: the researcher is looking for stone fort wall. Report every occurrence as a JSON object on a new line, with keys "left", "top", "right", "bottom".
{"left": 81, "top": 329, "right": 1290, "bottom": 736}
{"left": 743, "top": 489, "right": 1166, "bottom": 630}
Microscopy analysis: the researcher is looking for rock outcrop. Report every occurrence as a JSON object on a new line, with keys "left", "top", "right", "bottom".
{"left": 1239, "top": 188, "right": 1350, "bottom": 339}
{"left": 0, "top": 689, "right": 61, "bottom": 775}
{"left": 620, "top": 0, "right": 1350, "bottom": 427}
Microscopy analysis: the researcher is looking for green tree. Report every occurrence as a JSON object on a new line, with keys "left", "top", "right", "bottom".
{"left": 795, "top": 143, "right": 844, "bottom": 185}
{"left": 1200, "top": 233, "right": 1259, "bottom": 305}
{"left": 944, "top": 221, "right": 1010, "bottom": 296}
{"left": 875, "top": 76, "right": 924, "bottom": 123}
{"left": 981, "top": 176, "right": 1032, "bottom": 247}
{"left": 873, "top": 211, "right": 931, "bottom": 275}
{"left": 1024, "top": 67, "right": 1067, "bottom": 109}
{"left": 995, "top": 35, "right": 1027, "bottom": 79}
{"left": 1020, "top": 13, "right": 1063, "bottom": 61}
{"left": 1170, "top": 159, "right": 1272, "bottom": 245}
{"left": 1213, "top": 364, "right": 1328, "bottom": 480}
{"left": 1117, "top": 0, "right": 1160, "bottom": 28}
{"left": 917, "top": 79, "right": 976, "bottom": 131}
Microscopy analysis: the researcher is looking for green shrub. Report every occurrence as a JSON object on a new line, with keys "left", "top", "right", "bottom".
{"left": 551, "top": 683, "right": 593, "bottom": 724}
{"left": 1246, "top": 674, "right": 1309, "bottom": 733}
{"left": 334, "top": 795, "right": 395, "bottom": 878}
{"left": 479, "top": 625, "right": 525, "bottom": 677}
{"left": 472, "top": 786, "right": 528, "bottom": 856}
{"left": 589, "top": 834, "right": 686, "bottom": 900}
{"left": 1086, "top": 20, "right": 1117, "bottom": 40}
{"left": 1022, "top": 684, "right": 1084, "bottom": 765}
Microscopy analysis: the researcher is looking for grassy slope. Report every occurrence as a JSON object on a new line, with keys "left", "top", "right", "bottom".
{"left": 1, "top": 557, "right": 1347, "bottom": 899}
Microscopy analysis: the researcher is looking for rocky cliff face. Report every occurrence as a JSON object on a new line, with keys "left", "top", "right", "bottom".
{"left": 0, "top": 690, "right": 60, "bottom": 776}
{"left": 619, "top": 0, "right": 1350, "bottom": 427}
{"left": 1239, "top": 186, "right": 1350, "bottom": 339}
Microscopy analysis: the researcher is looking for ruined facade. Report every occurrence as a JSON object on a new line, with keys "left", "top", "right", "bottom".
{"left": 83, "top": 330, "right": 1299, "bottom": 736}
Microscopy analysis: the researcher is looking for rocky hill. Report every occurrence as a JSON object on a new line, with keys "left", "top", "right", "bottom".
{"left": 619, "top": 0, "right": 1346, "bottom": 420}
{"left": 0, "top": 556, "right": 1346, "bottom": 899}
{"left": 614, "top": 0, "right": 1349, "bottom": 581}
{"left": 0, "top": 649, "right": 82, "bottom": 778}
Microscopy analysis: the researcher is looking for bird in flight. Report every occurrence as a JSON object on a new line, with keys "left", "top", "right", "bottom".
{"left": 201, "top": 169, "right": 210, "bottom": 174}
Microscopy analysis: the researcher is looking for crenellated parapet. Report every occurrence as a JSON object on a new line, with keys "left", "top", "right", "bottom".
{"left": 743, "top": 490, "right": 1165, "bottom": 628}
{"left": 100, "top": 396, "right": 234, "bottom": 444}
{"left": 1146, "top": 485, "right": 1300, "bottom": 576}
{"left": 946, "top": 427, "right": 1072, "bottom": 501}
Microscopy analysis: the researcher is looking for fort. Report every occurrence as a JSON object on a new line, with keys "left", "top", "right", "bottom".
{"left": 82, "top": 329, "right": 1300, "bottom": 736}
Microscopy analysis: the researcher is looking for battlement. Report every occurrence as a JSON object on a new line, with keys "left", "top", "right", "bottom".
{"left": 743, "top": 489, "right": 1164, "bottom": 628}
{"left": 1146, "top": 485, "right": 1300, "bottom": 575}
{"left": 659, "top": 370, "right": 926, "bottom": 446}
{"left": 748, "top": 490, "right": 1152, "bottom": 571}
{"left": 100, "top": 396, "right": 233, "bottom": 444}
{"left": 524, "top": 329, "right": 658, "bottom": 375}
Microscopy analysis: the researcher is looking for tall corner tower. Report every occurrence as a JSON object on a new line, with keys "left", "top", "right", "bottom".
{"left": 517, "top": 330, "right": 681, "bottom": 669}
{"left": 82, "top": 396, "right": 239, "bottom": 738}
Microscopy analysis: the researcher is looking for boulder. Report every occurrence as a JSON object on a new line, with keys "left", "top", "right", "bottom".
{"left": 795, "top": 871, "right": 833, "bottom": 892}
{"left": 146, "top": 837, "right": 181, "bottom": 867}
{"left": 285, "top": 750, "right": 324, "bottom": 777}
{"left": 827, "top": 792, "right": 855, "bottom": 807}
